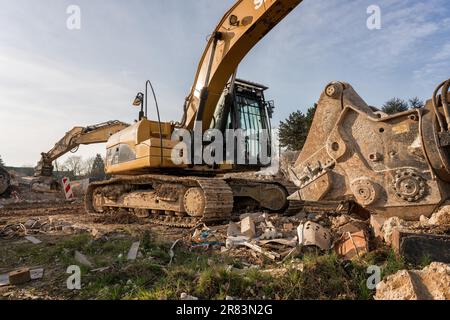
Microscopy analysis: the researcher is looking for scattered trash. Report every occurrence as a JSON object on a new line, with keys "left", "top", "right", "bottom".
{"left": 25, "top": 235, "right": 42, "bottom": 244}
{"left": 297, "top": 221, "right": 331, "bottom": 251}
{"left": 375, "top": 262, "right": 450, "bottom": 300}
{"left": 30, "top": 268, "right": 44, "bottom": 280}
{"left": 242, "top": 242, "right": 280, "bottom": 261}
{"left": 74, "top": 251, "right": 94, "bottom": 268}
{"left": 127, "top": 241, "right": 140, "bottom": 261}
{"left": 191, "top": 226, "right": 223, "bottom": 250}
{"left": 180, "top": 292, "right": 199, "bottom": 300}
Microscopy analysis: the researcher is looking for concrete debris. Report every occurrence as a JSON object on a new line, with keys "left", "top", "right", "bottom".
{"left": 225, "top": 236, "right": 280, "bottom": 260}
{"left": 370, "top": 215, "right": 386, "bottom": 241}
{"left": 74, "top": 251, "right": 94, "bottom": 268}
{"left": 331, "top": 215, "right": 351, "bottom": 229}
{"left": 226, "top": 236, "right": 251, "bottom": 249}
{"left": 25, "top": 235, "right": 42, "bottom": 244}
{"left": 375, "top": 262, "right": 450, "bottom": 300}
{"left": 242, "top": 242, "right": 280, "bottom": 261}
{"left": 428, "top": 206, "right": 450, "bottom": 226}
{"left": 334, "top": 230, "right": 369, "bottom": 260}
{"left": 180, "top": 292, "right": 199, "bottom": 300}
{"left": 239, "top": 212, "right": 267, "bottom": 224}
{"left": 382, "top": 217, "right": 408, "bottom": 245}
{"left": 227, "top": 222, "right": 241, "bottom": 237}
{"left": 241, "top": 216, "right": 256, "bottom": 239}
{"left": 297, "top": 221, "right": 331, "bottom": 251}
{"left": 24, "top": 219, "right": 42, "bottom": 230}
{"left": 127, "top": 241, "right": 140, "bottom": 261}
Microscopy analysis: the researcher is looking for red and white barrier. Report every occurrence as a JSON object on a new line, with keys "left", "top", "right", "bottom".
{"left": 62, "top": 177, "right": 75, "bottom": 200}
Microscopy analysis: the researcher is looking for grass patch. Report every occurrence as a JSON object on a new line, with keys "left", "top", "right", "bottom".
{"left": 2, "top": 230, "right": 415, "bottom": 300}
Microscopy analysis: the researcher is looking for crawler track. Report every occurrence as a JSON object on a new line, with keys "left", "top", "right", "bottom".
{"left": 85, "top": 175, "right": 303, "bottom": 228}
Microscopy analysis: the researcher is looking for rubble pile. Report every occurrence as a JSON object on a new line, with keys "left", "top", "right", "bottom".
{"left": 189, "top": 208, "right": 371, "bottom": 263}
{"left": 375, "top": 262, "right": 450, "bottom": 300}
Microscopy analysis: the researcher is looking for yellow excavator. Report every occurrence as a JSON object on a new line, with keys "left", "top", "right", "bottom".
{"left": 81, "top": 0, "right": 449, "bottom": 226}
{"left": 85, "top": 0, "right": 304, "bottom": 227}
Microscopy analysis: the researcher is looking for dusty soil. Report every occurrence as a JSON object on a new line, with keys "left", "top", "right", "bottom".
{"left": 0, "top": 199, "right": 193, "bottom": 300}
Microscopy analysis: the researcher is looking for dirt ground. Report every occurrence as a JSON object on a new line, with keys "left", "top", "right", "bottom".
{"left": 0, "top": 189, "right": 428, "bottom": 301}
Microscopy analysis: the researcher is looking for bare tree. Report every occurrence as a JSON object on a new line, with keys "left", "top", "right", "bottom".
{"left": 82, "top": 157, "right": 96, "bottom": 176}
{"left": 62, "top": 156, "right": 83, "bottom": 177}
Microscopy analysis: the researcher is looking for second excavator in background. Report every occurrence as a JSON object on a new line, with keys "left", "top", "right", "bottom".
{"left": 33, "top": 120, "right": 129, "bottom": 191}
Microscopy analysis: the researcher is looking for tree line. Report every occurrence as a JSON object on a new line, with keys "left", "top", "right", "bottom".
{"left": 54, "top": 153, "right": 106, "bottom": 180}
{"left": 279, "top": 97, "right": 425, "bottom": 151}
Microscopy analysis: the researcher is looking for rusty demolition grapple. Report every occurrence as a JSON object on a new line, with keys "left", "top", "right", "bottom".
{"left": 289, "top": 78, "right": 450, "bottom": 220}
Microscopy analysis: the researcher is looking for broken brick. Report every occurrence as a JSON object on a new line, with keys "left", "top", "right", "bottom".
{"left": 9, "top": 268, "right": 31, "bottom": 285}
{"left": 241, "top": 216, "right": 256, "bottom": 239}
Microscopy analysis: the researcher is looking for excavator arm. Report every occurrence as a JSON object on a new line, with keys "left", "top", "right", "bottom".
{"left": 182, "top": 0, "right": 302, "bottom": 132}
{"left": 35, "top": 121, "right": 129, "bottom": 177}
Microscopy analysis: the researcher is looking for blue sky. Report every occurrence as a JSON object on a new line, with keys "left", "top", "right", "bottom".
{"left": 0, "top": 0, "right": 449, "bottom": 166}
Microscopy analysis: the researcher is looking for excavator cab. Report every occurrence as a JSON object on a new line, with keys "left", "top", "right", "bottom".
{"left": 212, "top": 79, "right": 273, "bottom": 170}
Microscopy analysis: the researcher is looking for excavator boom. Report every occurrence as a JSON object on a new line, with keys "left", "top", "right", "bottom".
{"left": 182, "top": 0, "right": 302, "bottom": 131}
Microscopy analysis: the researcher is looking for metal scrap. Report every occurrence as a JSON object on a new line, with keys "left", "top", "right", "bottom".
{"left": 297, "top": 221, "right": 331, "bottom": 250}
